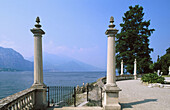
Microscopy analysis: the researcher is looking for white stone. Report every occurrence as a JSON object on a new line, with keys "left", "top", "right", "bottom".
{"left": 107, "top": 36, "right": 115, "bottom": 85}
{"left": 121, "top": 60, "right": 123, "bottom": 75}
{"left": 104, "top": 16, "right": 121, "bottom": 110}
{"left": 30, "top": 17, "right": 47, "bottom": 109}
{"left": 134, "top": 59, "right": 137, "bottom": 80}
{"left": 159, "top": 84, "right": 164, "bottom": 88}
{"left": 157, "top": 70, "right": 160, "bottom": 76}
{"left": 148, "top": 84, "right": 153, "bottom": 88}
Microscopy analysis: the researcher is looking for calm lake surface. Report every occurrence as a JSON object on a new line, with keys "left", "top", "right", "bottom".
{"left": 0, "top": 71, "right": 106, "bottom": 99}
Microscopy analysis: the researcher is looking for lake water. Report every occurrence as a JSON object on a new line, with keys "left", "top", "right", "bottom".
{"left": 0, "top": 71, "right": 106, "bottom": 99}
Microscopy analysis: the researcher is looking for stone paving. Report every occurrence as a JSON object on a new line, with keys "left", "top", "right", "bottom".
{"left": 118, "top": 79, "right": 170, "bottom": 110}
{"left": 48, "top": 79, "right": 170, "bottom": 110}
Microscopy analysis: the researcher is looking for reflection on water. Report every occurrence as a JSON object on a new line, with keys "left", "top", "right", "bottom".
{"left": 0, "top": 71, "right": 106, "bottom": 99}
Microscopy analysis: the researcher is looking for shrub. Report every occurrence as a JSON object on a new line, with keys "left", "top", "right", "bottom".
{"left": 141, "top": 73, "right": 165, "bottom": 84}
{"left": 86, "top": 99, "right": 98, "bottom": 106}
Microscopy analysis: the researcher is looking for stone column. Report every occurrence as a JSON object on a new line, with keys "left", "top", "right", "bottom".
{"left": 103, "top": 16, "right": 121, "bottom": 110}
{"left": 31, "top": 17, "right": 45, "bottom": 86}
{"left": 30, "top": 17, "right": 47, "bottom": 109}
{"left": 121, "top": 60, "right": 123, "bottom": 75}
{"left": 168, "top": 66, "right": 170, "bottom": 75}
{"left": 134, "top": 59, "right": 137, "bottom": 80}
{"left": 157, "top": 70, "right": 160, "bottom": 76}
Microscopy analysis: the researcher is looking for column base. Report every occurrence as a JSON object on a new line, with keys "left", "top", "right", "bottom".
{"left": 134, "top": 75, "right": 137, "bottom": 80}
{"left": 31, "top": 83, "right": 47, "bottom": 110}
{"left": 103, "top": 84, "right": 121, "bottom": 110}
{"left": 31, "top": 83, "right": 47, "bottom": 89}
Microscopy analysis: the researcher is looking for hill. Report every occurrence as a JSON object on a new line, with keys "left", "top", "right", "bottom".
{"left": 27, "top": 53, "right": 103, "bottom": 72}
{"left": 0, "top": 47, "right": 33, "bottom": 71}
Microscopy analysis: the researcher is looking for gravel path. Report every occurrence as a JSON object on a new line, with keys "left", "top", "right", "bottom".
{"left": 117, "top": 80, "right": 170, "bottom": 110}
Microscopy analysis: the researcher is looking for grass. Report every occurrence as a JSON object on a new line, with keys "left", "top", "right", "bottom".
{"left": 162, "top": 75, "right": 170, "bottom": 77}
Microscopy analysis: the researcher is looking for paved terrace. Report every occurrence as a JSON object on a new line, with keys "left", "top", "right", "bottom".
{"left": 48, "top": 79, "right": 170, "bottom": 110}
{"left": 118, "top": 79, "right": 170, "bottom": 110}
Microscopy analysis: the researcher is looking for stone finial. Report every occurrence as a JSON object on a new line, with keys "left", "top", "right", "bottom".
{"left": 134, "top": 59, "right": 137, "bottom": 63}
{"left": 35, "top": 16, "right": 41, "bottom": 28}
{"left": 109, "top": 16, "right": 115, "bottom": 28}
{"left": 36, "top": 17, "right": 40, "bottom": 23}
{"left": 110, "top": 16, "right": 114, "bottom": 23}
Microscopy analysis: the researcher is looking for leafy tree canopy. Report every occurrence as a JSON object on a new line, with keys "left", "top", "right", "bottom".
{"left": 154, "top": 47, "right": 170, "bottom": 75}
{"left": 116, "top": 5, "right": 155, "bottom": 74}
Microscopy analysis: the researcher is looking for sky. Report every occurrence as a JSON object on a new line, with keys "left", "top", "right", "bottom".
{"left": 0, "top": 0, "right": 169, "bottom": 69}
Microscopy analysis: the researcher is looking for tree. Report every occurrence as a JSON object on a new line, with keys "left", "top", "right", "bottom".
{"left": 154, "top": 47, "right": 170, "bottom": 75}
{"left": 116, "top": 5, "right": 155, "bottom": 74}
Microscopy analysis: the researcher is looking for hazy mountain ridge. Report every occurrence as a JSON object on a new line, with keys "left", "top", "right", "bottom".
{"left": 0, "top": 47, "right": 33, "bottom": 71}
{"left": 0, "top": 47, "right": 102, "bottom": 71}
{"left": 28, "top": 53, "right": 103, "bottom": 71}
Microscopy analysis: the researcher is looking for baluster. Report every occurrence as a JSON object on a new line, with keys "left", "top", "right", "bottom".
{"left": 24, "top": 95, "right": 27, "bottom": 109}
{"left": 29, "top": 93, "right": 32, "bottom": 108}
{"left": 21, "top": 98, "right": 23, "bottom": 109}
{"left": 28, "top": 94, "right": 30, "bottom": 108}
{"left": 16, "top": 101, "right": 19, "bottom": 110}
{"left": 19, "top": 99, "right": 22, "bottom": 110}
{"left": 11, "top": 104, "right": 14, "bottom": 110}
{"left": 24, "top": 96, "right": 27, "bottom": 109}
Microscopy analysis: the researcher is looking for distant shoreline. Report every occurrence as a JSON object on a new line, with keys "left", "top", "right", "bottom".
{"left": 0, "top": 70, "right": 106, "bottom": 72}
{"left": 0, "top": 68, "right": 20, "bottom": 72}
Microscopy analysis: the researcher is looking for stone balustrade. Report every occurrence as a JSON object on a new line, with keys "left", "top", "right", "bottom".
{"left": 0, "top": 88, "right": 36, "bottom": 110}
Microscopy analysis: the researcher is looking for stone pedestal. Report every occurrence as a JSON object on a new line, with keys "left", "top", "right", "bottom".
{"left": 34, "top": 88, "right": 47, "bottom": 109}
{"left": 104, "top": 16, "right": 121, "bottom": 110}
{"left": 103, "top": 84, "right": 121, "bottom": 110}
{"left": 30, "top": 17, "right": 47, "bottom": 109}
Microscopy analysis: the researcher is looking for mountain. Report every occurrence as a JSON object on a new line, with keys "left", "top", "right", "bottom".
{"left": 0, "top": 47, "right": 33, "bottom": 71}
{"left": 0, "top": 46, "right": 102, "bottom": 72}
{"left": 27, "top": 53, "right": 103, "bottom": 72}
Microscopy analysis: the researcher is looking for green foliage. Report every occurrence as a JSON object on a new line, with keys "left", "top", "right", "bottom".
{"left": 141, "top": 73, "right": 165, "bottom": 84}
{"left": 116, "top": 5, "right": 155, "bottom": 74}
{"left": 86, "top": 99, "right": 98, "bottom": 106}
{"left": 153, "top": 47, "right": 170, "bottom": 75}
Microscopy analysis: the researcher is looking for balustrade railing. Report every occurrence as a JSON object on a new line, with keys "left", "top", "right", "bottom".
{"left": 0, "top": 88, "right": 36, "bottom": 110}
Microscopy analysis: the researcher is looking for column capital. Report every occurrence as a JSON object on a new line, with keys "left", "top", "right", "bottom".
{"left": 30, "top": 17, "right": 45, "bottom": 36}
{"left": 105, "top": 16, "right": 118, "bottom": 36}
